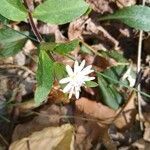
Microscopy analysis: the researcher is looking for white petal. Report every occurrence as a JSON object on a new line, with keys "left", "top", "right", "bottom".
{"left": 59, "top": 77, "right": 71, "bottom": 84}
{"left": 69, "top": 87, "right": 74, "bottom": 99}
{"left": 83, "top": 76, "right": 95, "bottom": 81}
{"left": 63, "top": 83, "right": 72, "bottom": 93}
{"left": 75, "top": 86, "right": 80, "bottom": 99}
{"left": 79, "top": 60, "right": 85, "bottom": 71}
{"left": 74, "top": 60, "right": 79, "bottom": 73}
{"left": 81, "top": 65, "right": 93, "bottom": 75}
{"left": 81, "top": 69, "right": 94, "bottom": 76}
{"left": 66, "top": 65, "right": 73, "bottom": 76}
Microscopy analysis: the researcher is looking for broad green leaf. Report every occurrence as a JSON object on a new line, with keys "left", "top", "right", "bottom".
{"left": 53, "top": 62, "right": 67, "bottom": 81}
{"left": 97, "top": 65, "right": 136, "bottom": 109}
{"left": 80, "top": 44, "right": 93, "bottom": 55}
{"left": 0, "top": 0, "right": 28, "bottom": 21}
{"left": 98, "top": 74, "right": 123, "bottom": 109}
{"left": 103, "top": 65, "right": 136, "bottom": 86}
{"left": 0, "top": 15, "right": 9, "bottom": 24}
{"left": 99, "top": 50, "right": 127, "bottom": 63}
{"left": 35, "top": 50, "right": 54, "bottom": 105}
{"left": 102, "top": 65, "right": 127, "bottom": 85}
{"left": 85, "top": 81, "right": 98, "bottom": 87}
{"left": 100, "top": 5, "right": 150, "bottom": 31}
{"left": 0, "top": 28, "right": 28, "bottom": 57}
{"left": 54, "top": 39, "right": 79, "bottom": 55}
{"left": 33, "top": 0, "right": 89, "bottom": 24}
{"left": 40, "top": 42, "right": 56, "bottom": 52}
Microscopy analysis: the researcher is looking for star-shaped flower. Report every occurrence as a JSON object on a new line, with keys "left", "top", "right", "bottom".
{"left": 59, "top": 60, "right": 95, "bottom": 99}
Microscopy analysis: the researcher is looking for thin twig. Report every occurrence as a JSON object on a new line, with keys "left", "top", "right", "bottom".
{"left": 0, "top": 133, "right": 9, "bottom": 146}
{"left": 30, "top": 110, "right": 114, "bottom": 124}
{"left": 23, "top": 0, "right": 56, "bottom": 61}
{"left": 137, "top": 0, "right": 146, "bottom": 130}
{"left": 0, "top": 64, "right": 35, "bottom": 76}
{"left": 80, "top": 40, "right": 129, "bottom": 66}
{"left": 23, "top": 0, "right": 43, "bottom": 43}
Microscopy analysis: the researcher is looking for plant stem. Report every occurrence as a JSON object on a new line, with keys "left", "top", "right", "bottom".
{"left": 27, "top": 12, "right": 43, "bottom": 43}
{"left": 23, "top": 0, "right": 43, "bottom": 43}
{"left": 23, "top": 0, "right": 55, "bottom": 61}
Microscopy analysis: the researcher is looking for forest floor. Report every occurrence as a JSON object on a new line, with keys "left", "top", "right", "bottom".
{"left": 0, "top": 0, "right": 150, "bottom": 150}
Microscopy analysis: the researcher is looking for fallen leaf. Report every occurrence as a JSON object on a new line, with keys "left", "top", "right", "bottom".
{"left": 9, "top": 124, "right": 74, "bottom": 150}
{"left": 86, "top": 0, "right": 113, "bottom": 13}
{"left": 12, "top": 104, "right": 73, "bottom": 141}
{"left": 114, "top": 91, "right": 137, "bottom": 131}
{"left": 116, "top": 0, "right": 136, "bottom": 8}
{"left": 75, "top": 97, "right": 116, "bottom": 124}
{"left": 143, "top": 122, "right": 150, "bottom": 142}
{"left": 75, "top": 97, "right": 117, "bottom": 149}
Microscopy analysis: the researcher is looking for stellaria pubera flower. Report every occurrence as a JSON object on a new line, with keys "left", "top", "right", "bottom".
{"left": 59, "top": 60, "right": 95, "bottom": 99}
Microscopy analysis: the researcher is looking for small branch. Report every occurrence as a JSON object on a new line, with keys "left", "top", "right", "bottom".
{"left": 0, "top": 133, "right": 9, "bottom": 146}
{"left": 23, "top": 0, "right": 55, "bottom": 61}
{"left": 0, "top": 64, "right": 35, "bottom": 76}
{"left": 23, "top": 0, "right": 43, "bottom": 43}
{"left": 137, "top": 0, "right": 146, "bottom": 130}
{"left": 27, "top": 12, "right": 43, "bottom": 43}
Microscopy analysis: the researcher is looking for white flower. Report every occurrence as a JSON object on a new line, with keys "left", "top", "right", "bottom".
{"left": 122, "top": 66, "right": 136, "bottom": 87}
{"left": 59, "top": 60, "right": 95, "bottom": 99}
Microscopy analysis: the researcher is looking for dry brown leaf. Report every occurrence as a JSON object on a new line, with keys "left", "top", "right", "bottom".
{"left": 132, "top": 138, "right": 150, "bottom": 150}
{"left": 12, "top": 104, "right": 73, "bottom": 141}
{"left": 86, "top": 0, "right": 113, "bottom": 13}
{"left": 75, "top": 98, "right": 117, "bottom": 149}
{"left": 75, "top": 121, "right": 102, "bottom": 150}
{"left": 75, "top": 97, "right": 116, "bottom": 124}
{"left": 9, "top": 124, "right": 74, "bottom": 150}
{"left": 143, "top": 122, "right": 150, "bottom": 142}
{"left": 68, "top": 17, "right": 119, "bottom": 50}
{"left": 16, "top": 99, "right": 37, "bottom": 113}
{"left": 116, "top": 0, "right": 136, "bottom": 8}
{"left": 38, "top": 23, "right": 67, "bottom": 43}
{"left": 48, "top": 87, "right": 70, "bottom": 104}
{"left": 114, "top": 91, "right": 137, "bottom": 131}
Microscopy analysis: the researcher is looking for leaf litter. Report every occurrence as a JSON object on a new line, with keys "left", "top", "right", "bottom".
{"left": 0, "top": 0, "right": 150, "bottom": 150}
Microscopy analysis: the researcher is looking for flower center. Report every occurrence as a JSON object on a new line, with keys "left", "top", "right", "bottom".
{"left": 70, "top": 73, "right": 84, "bottom": 87}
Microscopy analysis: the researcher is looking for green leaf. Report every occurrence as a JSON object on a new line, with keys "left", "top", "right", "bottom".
{"left": 0, "top": 28, "right": 28, "bottom": 57}
{"left": 98, "top": 74, "right": 123, "bottom": 110}
{"left": 99, "top": 50, "right": 127, "bottom": 63}
{"left": 85, "top": 81, "right": 98, "bottom": 87}
{"left": 0, "top": 14, "right": 9, "bottom": 24}
{"left": 100, "top": 5, "right": 150, "bottom": 31}
{"left": 40, "top": 42, "right": 56, "bottom": 52}
{"left": 102, "top": 65, "right": 127, "bottom": 85}
{"left": 97, "top": 65, "right": 137, "bottom": 109}
{"left": 0, "top": 0, "right": 28, "bottom": 21}
{"left": 53, "top": 62, "right": 67, "bottom": 81}
{"left": 54, "top": 39, "right": 79, "bottom": 55}
{"left": 33, "top": 0, "right": 89, "bottom": 25}
{"left": 80, "top": 44, "right": 93, "bottom": 55}
{"left": 35, "top": 50, "right": 54, "bottom": 105}
{"left": 97, "top": 65, "right": 129, "bottom": 109}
